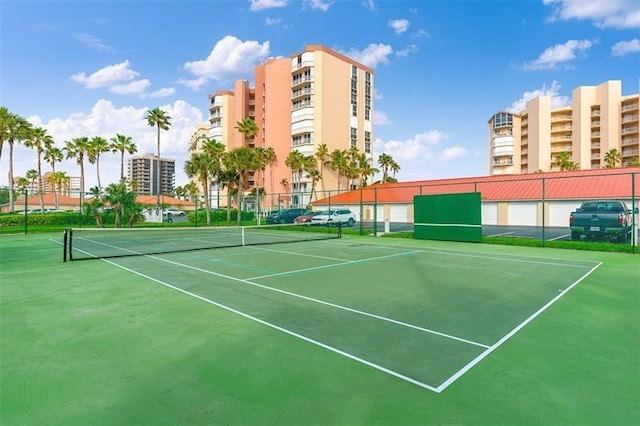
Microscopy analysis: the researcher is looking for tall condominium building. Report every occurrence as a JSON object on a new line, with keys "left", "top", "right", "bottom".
{"left": 128, "top": 153, "right": 175, "bottom": 197}
{"left": 205, "top": 44, "right": 374, "bottom": 208}
{"left": 41, "top": 172, "right": 81, "bottom": 196}
{"left": 488, "top": 80, "right": 639, "bottom": 175}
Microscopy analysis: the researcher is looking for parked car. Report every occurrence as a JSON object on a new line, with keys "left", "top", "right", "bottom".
{"left": 163, "top": 208, "right": 186, "bottom": 217}
{"left": 266, "top": 208, "right": 308, "bottom": 224}
{"left": 24, "top": 208, "right": 59, "bottom": 214}
{"left": 569, "top": 200, "right": 637, "bottom": 243}
{"left": 294, "top": 211, "right": 321, "bottom": 224}
{"left": 310, "top": 209, "right": 356, "bottom": 226}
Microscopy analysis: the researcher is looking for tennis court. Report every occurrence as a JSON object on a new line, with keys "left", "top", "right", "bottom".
{"left": 1, "top": 228, "right": 637, "bottom": 424}
{"left": 65, "top": 225, "right": 601, "bottom": 392}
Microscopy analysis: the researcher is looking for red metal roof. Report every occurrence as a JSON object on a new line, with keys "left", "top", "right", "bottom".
{"left": 314, "top": 167, "right": 640, "bottom": 205}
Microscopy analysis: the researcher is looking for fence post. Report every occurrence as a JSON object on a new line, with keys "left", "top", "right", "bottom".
{"left": 633, "top": 172, "right": 637, "bottom": 254}
{"left": 23, "top": 188, "right": 28, "bottom": 235}
{"left": 359, "top": 186, "right": 364, "bottom": 235}
{"left": 541, "top": 178, "right": 546, "bottom": 248}
{"left": 373, "top": 187, "right": 378, "bottom": 236}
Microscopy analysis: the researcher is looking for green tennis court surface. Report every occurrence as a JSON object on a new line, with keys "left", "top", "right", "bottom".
{"left": 1, "top": 232, "right": 638, "bottom": 424}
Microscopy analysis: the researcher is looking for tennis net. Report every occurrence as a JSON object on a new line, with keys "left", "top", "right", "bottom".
{"left": 63, "top": 223, "right": 341, "bottom": 261}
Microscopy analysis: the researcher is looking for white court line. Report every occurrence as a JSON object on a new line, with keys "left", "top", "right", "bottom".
{"left": 549, "top": 234, "right": 570, "bottom": 241}
{"left": 100, "top": 257, "right": 440, "bottom": 393}
{"left": 143, "top": 253, "right": 490, "bottom": 349}
{"left": 246, "top": 245, "right": 349, "bottom": 262}
{"left": 486, "top": 231, "right": 516, "bottom": 237}
{"left": 248, "top": 250, "right": 421, "bottom": 280}
{"left": 435, "top": 261, "right": 603, "bottom": 393}
{"left": 415, "top": 249, "right": 594, "bottom": 268}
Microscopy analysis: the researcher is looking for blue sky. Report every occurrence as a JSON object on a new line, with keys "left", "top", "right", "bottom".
{"left": 1, "top": 0, "right": 639, "bottom": 189}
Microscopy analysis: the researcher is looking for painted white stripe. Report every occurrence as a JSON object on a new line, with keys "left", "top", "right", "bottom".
{"left": 549, "top": 234, "right": 570, "bottom": 241}
{"left": 416, "top": 249, "right": 594, "bottom": 269}
{"left": 246, "top": 245, "right": 348, "bottom": 262}
{"left": 486, "top": 231, "right": 516, "bottom": 237}
{"left": 102, "top": 257, "right": 440, "bottom": 393}
{"left": 435, "top": 261, "right": 603, "bottom": 393}
{"left": 415, "top": 223, "right": 482, "bottom": 228}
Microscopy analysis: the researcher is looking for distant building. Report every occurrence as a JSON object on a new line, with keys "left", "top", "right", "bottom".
{"left": 488, "top": 80, "right": 639, "bottom": 175}
{"left": 42, "top": 172, "right": 81, "bottom": 196}
{"left": 203, "top": 44, "right": 374, "bottom": 208}
{"left": 128, "top": 154, "right": 175, "bottom": 197}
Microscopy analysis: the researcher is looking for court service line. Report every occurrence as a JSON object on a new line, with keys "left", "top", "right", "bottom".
{"left": 246, "top": 245, "right": 350, "bottom": 262}
{"left": 549, "top": 234, "right": 570, "bottom": 241}
{"left": 143, "top": 254, "right": 491, "bottom": 349}
{"left": 247, "top": 250, "right": 421, "bottom": 280}
{"left": 435, "top": 261, "right": 603, "bottom": 393}
{"left": 101, "top": 258, "right": 440, "bottom": 393}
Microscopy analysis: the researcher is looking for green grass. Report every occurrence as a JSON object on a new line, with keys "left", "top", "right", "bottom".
{"left": 1, "top": 232, "right": 639, "bottom": 424}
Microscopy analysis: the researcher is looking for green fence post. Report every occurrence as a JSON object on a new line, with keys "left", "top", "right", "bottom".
{"left": 23, "top": 188, "right": 28, "bottom": 234}
{"left": 373, "top": 187, "right": 377, "bottom": 236}
{"left": 633, "top": 172, "right": 637, "bottom": 254}
{"left": 359, "top": 186, "right": 364, "bottom": 236}
{"left": 541, "top": 178, "right": 546, "bottom": 248}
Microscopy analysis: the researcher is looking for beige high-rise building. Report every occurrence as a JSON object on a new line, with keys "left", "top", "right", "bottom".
{"left": 489, "top": 80, "right": 639, "bottom": 175}
{"left": 202, "top": 44, "right": 374, "bottom": 209}
{"left": 128, "top": 154, "right": 175, "bottom": 196}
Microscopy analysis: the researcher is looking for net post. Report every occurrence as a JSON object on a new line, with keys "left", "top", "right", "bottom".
{"left": 68, "top": 229, "right": 74, "bottom": 261}
{"left": 337, "top": 222, "right": 342, "bottom": 238}
{"left": 63, "top": 229, "right": 68, "bottom": 262}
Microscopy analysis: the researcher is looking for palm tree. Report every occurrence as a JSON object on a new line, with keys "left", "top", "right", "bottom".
{"left": 378, "top": 153, "right": 394, "bottom": 183}
{"left": 146, "top": 107, "right": 172, "bottom": 206}
{"left": 235, "top": 117, "right": 259, "bottom": 148}
{"left": 24, "top": 127, "right": 53, "bottom": 211}
{"left": 103, "top": 181, "right": 138, "bottom": 228}
{"left": 48, "top": 171, "right": 69, "bottom": 210}
{"left": 85, "top": 186, "right": 105, "bottom": 227}
{"left": 329, "top": 149, "right": 349, "bottom": 191}
{"left": 285, "top": 150, "right": 306, "bottom": 205}
{"left": 184, "top": 152, "right": 216, "bottom": 225}
{"left": 88, "top": 136, "right": 110, "bottom": 191}
{"left": 201, "top": 138, "right": 226, "bottom": 210}
{"left": 225, "top": 147, "right": 259, "bottom": 224}
{"left": 306, "top": 167, "right": 321, "bottom": 203}
{"left": 110, "top": 133, "right": 137, "bottom": 181}
{"left": 25, "top": 169, "right": 38, "bottom": 197}
{"left": 314, "top": 143, "right": 329, "bottom": 193}
{"left": 263, "top": 147, "right": 277, "bottom": 206}
{"left": 603, "top": 148, "right": 622, "bottom": 169}
{"left": 44, "top": 145, "right": 63, "bottom": 175}
{"left": 5, "top": 112, "right": 32, "bottom": 212}
{"left": 0, "top": 106, "right": 10, "bottom": 166}
{"left": 358, "top": 154, "right": 379, "bottom": 186}
{"left": 64, "top": 137, "right": 90, "bottom": 208}
{"left": 390, "top": 159, "right": 401, "bottom": 180}
{"left": 552, "top": 151, "right": 578, "bottom": 171}
{"left": 184, "top": 181, "right": 199, "bottom": 202}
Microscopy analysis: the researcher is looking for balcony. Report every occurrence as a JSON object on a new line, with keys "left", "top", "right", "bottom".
{"left": 292, "top": 75, "right": 313, "bottom": 88}
{"left": 622, "top": 126, "right": 639, "bottom": 134}
{"left": 622, "top": 115, "right": 639, "bottom": 123}
{"left": 591, "top": 131, "right": 600, "bottom": 138}
{"left": 292, "top": 87, "right": 314, "bottom": 99}
{"left": 622, "top": 103, "right": 639, "bottom": 111}
{"left": 591, "top": 121, "right": 600, "bottom": 127}
{"left": 621, "top": 137, "right": 638, "bottom": 146}
{"left": 591, "top": 142, "right": 600, "bottom": 149}
{"left": 291, "top": 59, "right": 315, "bottom": 71}
{"left": 551, "top": 114, "right": 572, "bottom": 122}
{"left": 622, "top": 149, "right": 639, "bottom": 157}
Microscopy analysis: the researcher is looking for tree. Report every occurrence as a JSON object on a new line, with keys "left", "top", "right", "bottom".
{"left": 65, "top": 137, "right": 90, "bottom": 208}
{"left": 110, "top": 133, "right": 137, "bottom": 181}
{"left": 603, "top": 148, "right": 622, "bottom": 169}
{"left": 48, "top": 171, "right": 69, "bottom": 210}
{"left": 378, "top": 153, "right": 393, "bottom": 183}
{"left": 235, "top": 117, "right": 259, "bottom": 148}
{"left": 25, "top": 169, "right": 38, "bottom": 194}
{"left": 314, "top": 143, "right": 329, "bottom": 194}
{"left": 44, "top": 145, "right": 63, "bottom": 175}
{"left": 4, "top": 111, "right": 32, "bottom": 212}
{"left": 329, "top": 149, "right": 349, "bottom": 191}
{"left": 552, "top": 151, "right": 579, "bottom": 171}
{"left": 183, "top": 181, "right": 199, "bottom": 202}
{"left": 0, "top": 106, "right": 10, "bottom": 166}
{"left": 201, "top": 138, "right": 226, "bottom": 211}
{"left": 184, "top": 152, "right": 216, "bottom": 225}
{"left": 84, "top": 186, "right": 105, "bottom": 227}
{"left": 103, "top": 181, "right": 140, "bottom": 228}
{"left": 285, "top": 150, "right": 306, "bottom": 203}
{"left": 358, "top": 153, "right": 379, "bottom": 186}
{"left": 263, "top": 146, "right": 277, "bottom": 206}
{"left": 24, "top": 127, "right": 53, "bottom": 211}
{"left": 88, "top": 136, "right": 110, "bottom": 191}
{"left": 146, "top": 107, "right": 172, "bottom": 206}
{"left": 225, "top": 147, "right": 259, "bottom": 224}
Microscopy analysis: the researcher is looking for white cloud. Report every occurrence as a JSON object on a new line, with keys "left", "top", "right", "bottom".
{"left": 306, "top": 0, "right": 332, "bottom": 11}
{"left": 181, "top": 35, "right": 271, "bottom": 89}
{"left": 342, "top": 43, "right": 393, "bottom": 68}
{"left": 543, "top": 0, "right": 640, "bottom": 29}
{"left": 72, "top": 33, "right": 114, "bottom": 52}
{"left": 265, "top": 17, "right": 283, "bottom": 25}
{"left": 388, "top": 19, "right": 410, "bottom": 34}
{"left": 522, "top": 39, "right": 592, "bottom": 70}
{"left": 412, "top": 29, "right": 429, "bottom": 38}
{"left": 395, "top": 44, "right": 418, "bottom": 58}
{"left": 71, "top": 60, "right": 139, "bottom": 89}
{"left": 111, "top": 79, "right": 152, "bottom": 96}
{"left": 362, "top": 0, "right": 376, "bottom": 11}
{"left": 250, "top": 0, "right": 288, "bottom": 11}
{"left": 373, "top": 110, "right": 391, "bottom": 126}
{"left": 611, "top": 38, "right": 640, "bottom": 56}
{"left": 506, "top": 80, "right": 571, "bottom": 113}
{"left": 440, "top": 146, "right": 468, "bottom": 160}
{"left": 11, "top": 99, "right": 204, "bottom": 189}
{"left": 377, "top": 130, "right": 447, "bottom": 162}
{"left": 147, "top": 87, "right": 176, "bottom": 99}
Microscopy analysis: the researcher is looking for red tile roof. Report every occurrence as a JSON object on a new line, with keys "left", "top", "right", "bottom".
{"left": 314, "top": 167, "right": 640, "bottom": 205}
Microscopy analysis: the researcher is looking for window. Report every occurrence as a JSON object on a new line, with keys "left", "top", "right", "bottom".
{"left": 350, "top": 127, "right": 357, "bottom": 147}
{"left": 492, "top": 112, "right": 513, "bottom": 128}
{"left": 365, "top": 131, "right": 371, "bottom": 153}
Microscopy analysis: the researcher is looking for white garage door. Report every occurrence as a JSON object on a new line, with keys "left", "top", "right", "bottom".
{"left": 390, "top": 205, "right": 407, "bottom": 222}
{"left": 508, "top": 202, "right": 538, "bottom": 226}
{"left": 482, "top": 203, "right": 498, "bottom": 225}
{"left": 548, "top": 201, "right": 583, "bottom": 227}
